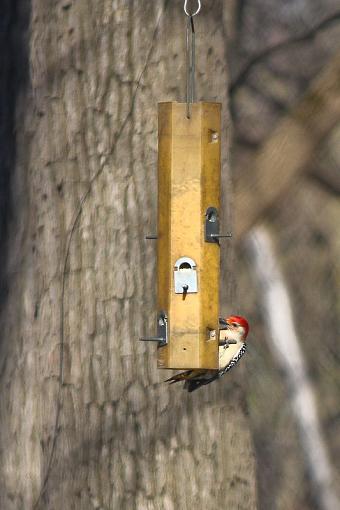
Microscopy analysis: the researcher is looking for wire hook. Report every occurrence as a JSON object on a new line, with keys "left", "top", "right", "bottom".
{"left": 184, "top": 0, "right": 201, "bottom": 17}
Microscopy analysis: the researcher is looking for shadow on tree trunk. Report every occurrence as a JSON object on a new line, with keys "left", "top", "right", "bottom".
{"left": 0, "top": 0, "right": 30, "bottom": 307}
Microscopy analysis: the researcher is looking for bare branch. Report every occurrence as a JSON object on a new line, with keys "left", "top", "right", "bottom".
{"left": 235, "top": 50, "right": 340, "bottom": 239}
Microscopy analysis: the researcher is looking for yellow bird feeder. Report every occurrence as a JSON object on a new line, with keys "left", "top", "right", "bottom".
{"left": 157, "top": 101, "right": 221, "bottom": 370}
{"left": 140, "top": 1, "right": 231, "bottom": 370}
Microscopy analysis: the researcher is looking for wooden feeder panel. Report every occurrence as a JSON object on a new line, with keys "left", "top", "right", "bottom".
{"left": 157, "top": 102, "right": 221, "bottom": 370}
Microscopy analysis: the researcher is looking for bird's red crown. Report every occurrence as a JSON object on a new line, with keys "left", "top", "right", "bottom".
{"left": 227, "top": 315, "right": 250, "bottom": 338}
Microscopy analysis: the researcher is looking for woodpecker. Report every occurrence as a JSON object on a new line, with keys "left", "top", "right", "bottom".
{"left": 165, "top": 315, "right": 250, "bottom": 392}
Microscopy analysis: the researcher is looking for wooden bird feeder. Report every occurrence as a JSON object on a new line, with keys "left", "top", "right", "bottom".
{"left": 154, "top": 101, "right": 222, "bottom": 370}
{"left": 140, "top": 0, "right": 230, "bottom": 371}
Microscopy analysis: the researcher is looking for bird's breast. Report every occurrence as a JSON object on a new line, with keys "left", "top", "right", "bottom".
{"left": 218, "top": 342, "right": 244, "bottom": 369}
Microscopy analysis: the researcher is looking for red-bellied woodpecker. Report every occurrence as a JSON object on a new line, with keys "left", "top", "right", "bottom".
{"left": 165, "top": 315, "right": 250, "bottom": 392}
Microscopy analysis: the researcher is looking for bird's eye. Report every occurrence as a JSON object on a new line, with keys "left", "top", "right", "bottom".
{"left": 232, "top": 322, "right": 238, "bottom": 327}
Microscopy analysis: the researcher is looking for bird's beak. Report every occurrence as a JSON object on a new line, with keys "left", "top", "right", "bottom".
{"left": 219, "top": 318, "right": 229, "bottom": 329}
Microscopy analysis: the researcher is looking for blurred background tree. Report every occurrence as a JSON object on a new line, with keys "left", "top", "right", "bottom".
{"left": 227, "top": 1, "right": 340, "bottom": 509}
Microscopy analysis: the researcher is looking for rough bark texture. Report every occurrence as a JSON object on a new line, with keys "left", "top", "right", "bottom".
{"left": 0, "top": 1, "right": 257, "bottom": 509}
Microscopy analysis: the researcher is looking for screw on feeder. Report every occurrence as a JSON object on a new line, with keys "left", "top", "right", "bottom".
{"left": 210, "top": 131, "right": 219, "bottom": 143}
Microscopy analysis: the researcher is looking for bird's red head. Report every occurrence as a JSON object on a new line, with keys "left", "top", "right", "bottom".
{"left": 226, "top": 315, "right": 250, "bottom": 339}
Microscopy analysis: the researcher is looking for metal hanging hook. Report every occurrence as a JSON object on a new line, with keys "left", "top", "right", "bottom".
{"left": 184, "top": 0, "right": 201, "bottom": 17}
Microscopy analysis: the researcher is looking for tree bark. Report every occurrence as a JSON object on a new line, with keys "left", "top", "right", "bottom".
{"left": 0, "top": 1, "right": 257, "bottom": 509}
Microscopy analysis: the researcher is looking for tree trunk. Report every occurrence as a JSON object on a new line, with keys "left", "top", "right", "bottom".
{"left": 246, "top": 225, "right": 340, "bottom": 510}
{"left": 0, "top": 1, "right": 257, "bottom": 508}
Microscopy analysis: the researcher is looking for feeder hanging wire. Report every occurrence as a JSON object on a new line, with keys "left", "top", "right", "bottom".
{"left": 184, "top": 1, "right": 201, "bottom": 118}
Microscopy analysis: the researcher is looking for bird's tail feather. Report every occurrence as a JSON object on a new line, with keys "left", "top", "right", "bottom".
{"left": 184, "top": 380, "right": 203, "bottom": 392}
{"left": 165, "top": 371, "right": 192, "bottom": 384}
{"left": 184, "top": 377, "right": 217, "bottom": 392}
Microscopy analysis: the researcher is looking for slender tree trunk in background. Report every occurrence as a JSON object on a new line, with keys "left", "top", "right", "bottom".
{"left": 0, "top": 1, "right": 257, "bottom": 509}
{"left": 246, "top": 226, "right": 340, "bottom": 510}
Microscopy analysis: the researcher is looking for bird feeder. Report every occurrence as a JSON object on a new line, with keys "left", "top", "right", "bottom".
{"left": 155, "top": 101, "right": 222, "bottom": 370}
{"left": 140, "top": 4, "right": 231, "bottom": 371}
